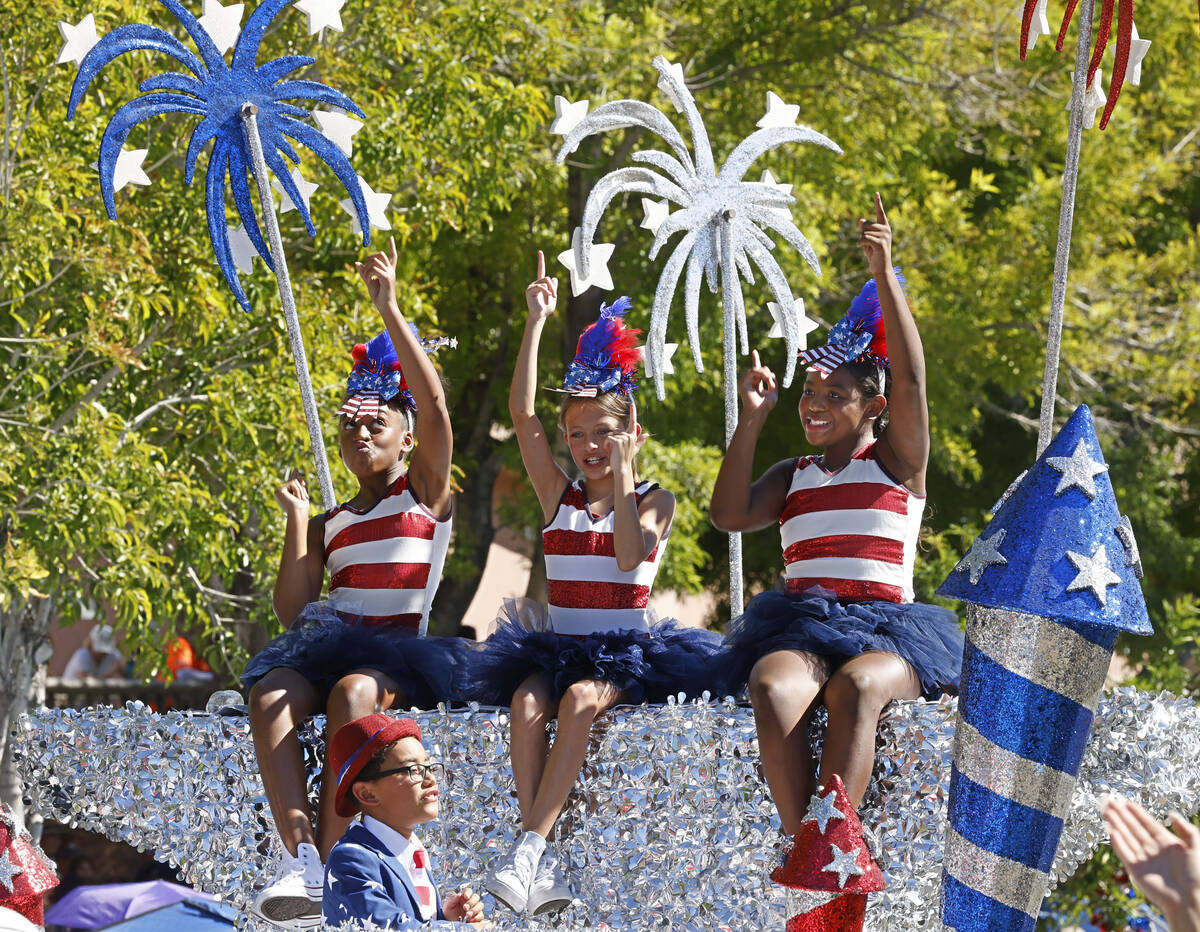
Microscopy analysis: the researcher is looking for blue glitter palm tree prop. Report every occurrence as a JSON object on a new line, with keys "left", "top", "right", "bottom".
{"left": 67, "top": 0, "right": 372, "bottom": 508}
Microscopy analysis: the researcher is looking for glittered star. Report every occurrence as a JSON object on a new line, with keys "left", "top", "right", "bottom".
{"left": 313, "top": 109, "right": 364, "bottom": 157}
{"left": 340, "top": 176, "right": 392, "bottom": 235}
{"left": 1068, "top": 69, "right": 1107, "bottom": 129}
{"left": 0, "top": 850, "right": 24, "bottom": 893}
{"left": 294, "top": 0, "right": 346, "bottom": 34}
{"left": 767, "top": 299, "right": 820, "bottom": 349}
{"left": 640, "top": 197, "right": 670, "bottom": 234}
{"left": 955, "top": 528, "right": 1008, "bottom": 585}
{"left": 757, "top": 90, "right": 800, "bottom": 129}
{"left": 1065, "top": 544, "right": 1122, "bottom": 606}
{"left": 110, "top": 148, "right": 151, "bottom": 193}
{"left": 656, "top": 60, "right": 688, "bottom": 112}
{"left": 549, "top": 96, "right": 589, "bottom": 136}
{"left": 558, "top": 227, "right": 615, "bottom": 296}
{"left": 643, "top": 342, "right": 677, "bottom": 379}
{"left": 1046, "top": 438, "right": 1108, "bottom": 499}
{"left": 821, "top": 843, "right": 866, "bottom": 888}
{"left": 1115, "top": 515, "right": 1143, "bottom": 579}
{"left": 1024, "top": 0, "right": 1052, "bottom": 51}
{"left": 197, "top": 0, "right": 243, "bottom": 55}
{"left": 801, "top": 789, "right": 845, "bottom": 834}
{"left": 1124, "top": 23, "right": 1151, "bottom": 87}
{"left": 226, "top": 225, "right": 258, "bottom": 274}
{"left": 273, "top": 166, "right": 319, "bottom": 215}
{"left": 759, "top": 169, "right": 793, "bottom": 198}
{"left": 57, "top": 14, "right": 100, "bottom": 66}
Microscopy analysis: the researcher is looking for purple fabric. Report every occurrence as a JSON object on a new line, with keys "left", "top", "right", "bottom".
{"left": 45, "top": 881, "right": 216, "bottom": 929}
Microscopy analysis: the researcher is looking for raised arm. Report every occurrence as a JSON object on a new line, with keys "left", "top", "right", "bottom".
{"left": 509, "top": 250, "right": 569, "bottom": 522}
{"left": 271, "top": 472, "right": 326, "bottom": 627}
{"left": 357, "top": 238, "right": 453, "bottom": 516}
{"left": 860, "top": 193, "right": 929, "bottom": 493}
{"left": 710, "top": 351, "right": 793, "bottom": 532}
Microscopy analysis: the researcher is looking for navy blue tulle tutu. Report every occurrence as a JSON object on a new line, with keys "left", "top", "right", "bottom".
{"left": 721, "top": 589, "right": 963, "bottom": 700}
{"left": 462, "top": 599, "right": 725, "bottom": 707}
{"left": 241, "top": 601, "right": 468, "bottom": 708}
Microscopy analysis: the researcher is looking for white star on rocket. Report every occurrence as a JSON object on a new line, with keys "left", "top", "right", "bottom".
{"left": 643, "top": 342, "right": 677, "bottom": 379}
{"left": 1065, "top": 544, "right": 1122, "bottom": 606}
{"left": 767, "top": 299, "right": 820, "bottom": 350}
{"left": 640, "top": 197, "right": 670, "bottom": 234}
{"left": 313, "top": 109, "right": 364, "bottom": 157}
{"left": 341, "top": 176, "right": 392, "bottom": 235}
{"left": 955, "top": 528, "right": 1008, "bottom": 585}
{"left": 757, "top": 90, "right": 800, "bottom": 129}
{"left": 294, "top": 0, "right": 346, "bottom": 34}
{"left": 57, "top": 14, "right": 101, "bottom": 66}
{"left": 1046, "top": 438, "right": 1108, "bottom": 500}
{"left": 111, "top": 148, "right": 152, "bottom": 193}
{"left": 558, "top": 227, "right": 615, "bottom": 296}
{"left": 1123, "top": 23, "right": 1152, "bottom": 87}
{"left": 1024, "top": 0, "right": 1052, "bottom": 51}
{"left": 197, "top": 0, "right": 244, "bottom": 55}
{"left": 1068, "top": 69, "right": 1108, "bottom": 129}
{"left": 273, "top": 167, "right": 319, "bottom": 215}
{"left": 226, "top": 225, "right": 258, "bottom": 274}
{"left": 801, "top": 789, "right": 845, "bottom": 834}
{"left": 549, "top": 96, "right": 589, "bottom": 136}
{"left": 821, "top": 843, "right": 866, "bottom": 888}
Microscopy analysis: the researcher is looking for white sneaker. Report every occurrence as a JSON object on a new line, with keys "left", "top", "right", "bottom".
{"left": 526, "top": 846, "right": 573, "bottom": 916}
{"left": 485, "top": 832, "right": 543, "bottom": 913}
{"left": 253, "top": 842, "right": 324, "bottom": 925}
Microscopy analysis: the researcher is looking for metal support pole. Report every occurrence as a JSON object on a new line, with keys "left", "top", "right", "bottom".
{"left": 240, "top": 103, "right": 337, "bottom": 509}
{"left": 719, "top": 213, "right": 744, "bottom": 617}
{"left": 1037, "top": 0, "right": 1095, "bottom": 456}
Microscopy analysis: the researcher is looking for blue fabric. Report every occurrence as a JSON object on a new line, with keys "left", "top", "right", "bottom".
{"left": 462, "top": 610, "right": 725, "bottom": 707}
{"left": 241, "top": 601, "right": 469, "bottom": 707}
{"left": 323, "top": 822, "right": 445, "bottom": 929}
{"left": 720, "top": 589, "right": 963, "bottom": 700}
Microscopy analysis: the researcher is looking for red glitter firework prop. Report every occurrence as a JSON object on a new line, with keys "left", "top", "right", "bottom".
{"left": 785, "top": 893, "right": 868, "bottom": 932}
{"left": 0, "top": 806, "right": 58, "bottom": 926}
{"left": 1021, "top": 0, "right": 1192, "bottom": 129}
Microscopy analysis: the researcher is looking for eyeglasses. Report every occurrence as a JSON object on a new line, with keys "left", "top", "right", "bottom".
{"left": 361, "top": 762, "right": 445, "bottom": 784}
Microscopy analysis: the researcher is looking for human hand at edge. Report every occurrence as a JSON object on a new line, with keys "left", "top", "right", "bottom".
{"left": 1104, "top": 796, "right": 1200, "bottom": 931}
{"left": 274, "top": 469, "right": 309, "bottom": 520}
{"left": 739, "top": 350, "right": 779, "bottom": 416}
{"left": 355, "top": 236, "right": 400, "bottom": 310}
{"left": 442, "top": 886, "right": 486, "bottom": 924}
{"left": 858, "top": 192, "right": 893, "bottom": 280}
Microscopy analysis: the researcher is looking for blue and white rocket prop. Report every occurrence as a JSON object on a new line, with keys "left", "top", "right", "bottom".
{"left": 936, "top": 404, "right": 1151, "bottom": 932}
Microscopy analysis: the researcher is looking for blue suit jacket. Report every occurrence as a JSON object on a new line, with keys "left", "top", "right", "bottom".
{"left": 323, "top": 821, "right": 448, "bottom": 929}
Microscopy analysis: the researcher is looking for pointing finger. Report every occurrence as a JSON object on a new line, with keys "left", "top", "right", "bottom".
{"left": 389, "top": 235, "right": 398, "bottom": 266}
{"left": 875, "top": 191, "right": 888, "bottom": 225}
{"left": 751, "top": 349, "right": 761, "bottom": 369}
{"left": 537, "top": 250, "right": 545, "bottom": 280}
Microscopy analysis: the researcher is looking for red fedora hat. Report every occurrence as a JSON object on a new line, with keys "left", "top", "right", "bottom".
{"left": 330, "top": 713, "right": 422, "bottom": 817}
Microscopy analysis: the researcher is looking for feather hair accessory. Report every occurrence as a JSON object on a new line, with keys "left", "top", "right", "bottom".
{"left": 557, "top": 296, "right": 643, "bottom": 398}
{"left": 339, "top": 328, "right": 456, "bottom": 421}
{"left": 799, "top": 268, "right": 904, "bottom": 379}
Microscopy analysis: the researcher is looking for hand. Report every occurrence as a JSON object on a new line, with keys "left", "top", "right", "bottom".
{"left": 858, "top": 192, "right": 893, "bottom": 279}
{"left": 525, "top": 250, "right": 558, "bottom": 322}
{"left": 739, "top": 350, "right": 778, "bottom": 415}
{"left": 1104, "top": 797, "right": 1200, "bottom": 930}
{"left": 442, "top": 886, "right": 486, "bottom": 924}
{"left": 605, "top": 404, "right": 646, "bottom": 478}
{"left": 355, "top": 236, "right": 399, "bottom": 309}
{"left": 274, "top": 469, "right": 310, "bottom": 519}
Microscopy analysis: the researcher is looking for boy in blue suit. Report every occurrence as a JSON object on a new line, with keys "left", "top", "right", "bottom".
{"left": 323, "top": 714, "right": 489, "bottom": 929}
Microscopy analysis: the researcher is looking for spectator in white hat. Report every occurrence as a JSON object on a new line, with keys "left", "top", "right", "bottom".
{"left": 62, "top": 625, "right": 124, "bottom": 680}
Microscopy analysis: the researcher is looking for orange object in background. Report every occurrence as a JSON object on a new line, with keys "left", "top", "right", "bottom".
{"left": 165, "top": 637, "right": 211, "bottom": 677}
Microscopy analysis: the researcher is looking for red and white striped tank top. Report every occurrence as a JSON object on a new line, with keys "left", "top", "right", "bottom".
{"left": 778, "top": 443, "right": 924, "bottom": 603}
{"left": 543, "top": 480, "right": 668, "bottom": 635}
{"left": 323, "top": 472, "right": 452, "bottom": 634}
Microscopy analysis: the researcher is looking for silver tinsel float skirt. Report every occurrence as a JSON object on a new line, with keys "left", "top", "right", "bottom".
{"left": 462, "top": 598, "right": 725, "bottom": 706}
{"left": 241, "top": 600, "right": 469, "bottom": 707}
{"left": 722, "top": 590, "right": 964, "bottom": 699}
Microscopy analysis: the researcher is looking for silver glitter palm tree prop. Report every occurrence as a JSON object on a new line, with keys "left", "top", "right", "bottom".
{"left": 555, "top": 56, "right": 842, "bottom": 614}
{"left": 67, "top": 0, "right": 372, "bottom": 508}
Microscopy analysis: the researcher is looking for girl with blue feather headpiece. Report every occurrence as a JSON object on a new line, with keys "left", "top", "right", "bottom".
{"left": 462, "top": 250, "right": 723, "bottom": 918}
{"left": 241, "top": 238, "right": 468, "bottom": 926}
{"left": 710, "top": 196, "right": 963, "bottom": 890}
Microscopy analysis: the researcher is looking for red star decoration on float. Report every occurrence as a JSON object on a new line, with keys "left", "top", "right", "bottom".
{"left": 0, "top": 805, "right": 59, "bottom": 926}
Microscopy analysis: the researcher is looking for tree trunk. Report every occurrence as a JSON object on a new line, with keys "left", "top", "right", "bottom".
{"left": 0, "top": 594, "right": 56, "bottom": 826}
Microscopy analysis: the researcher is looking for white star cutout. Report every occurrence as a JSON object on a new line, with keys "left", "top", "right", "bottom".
{"left": 757, "top": 90, "right": 800, "bottom": 129}
{"left": 549, "top": 95, "right": 589, "bottom": 136}
{"left": 326, "top": 870, "right": 339, "bottom": 889}
{"left": 643, "top": 342, "right": 677, "bottom": 379}
{"left": 558, "top": 227, "right": 615, "bottom": 296}
{"left": 1046, "top": 438, "right": 1108, "bottom": 499}
{"left": 227, "top": 225, "right": 258, "bottom": 273}
{"left": 198, "top": 0, "right": 243, "bottom": 55}
{"left": 0, "top": 850, "right": 24, "bottom": 893}
{"left": 767, "top": 299, "right": 820, "bottom": 349}
{"left": 640, "top": 197, "right": 670, "bottom": 234}
{"left": 57, "top": 14, "right": 100, "bottom": 66}
{"left": 364, "top": 879, "right": 385, "bottom": 892}
{"left": 313, "top": 109, "right": 364, "bottom": 157}
{"left": 821, "top": 843, "right": 866, "bottom": 888}
{"left": 1068, "top": 69, "right": 1107, "bottom": 129}
{"left": 1065, "top": 544, "right": 1122, "bottom": 606}
{"left": 294, "top": 0, "right": 346, "bottom": 34}
{"left": 1123, "top": 23, "right": 1152, "bottom": 87}
{"left": 340, "top": 176, "right": 392, "bottom": 235}
{"left": 759, "top": 169, "right": 794, "bottom": 219}
{"left": 801, "top": 789, "right": 845, "bottom": 834}
{"left": 1024, "top": 0, "right": 1052, "bottom": 51}
{"left": 656, "top": 60, "right": 688, "bottom": 112}
{"left": 1115, "top": 515, "right": 1143, "bottom": 579}
{"left": 955, "top": 528, "right": 1008, "bottom": 585}
{"left": 273, "top": 166, "right": 319, "bottom": 215}
{"left": 111, "top": 148, "right": 151, "bottom": 193}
